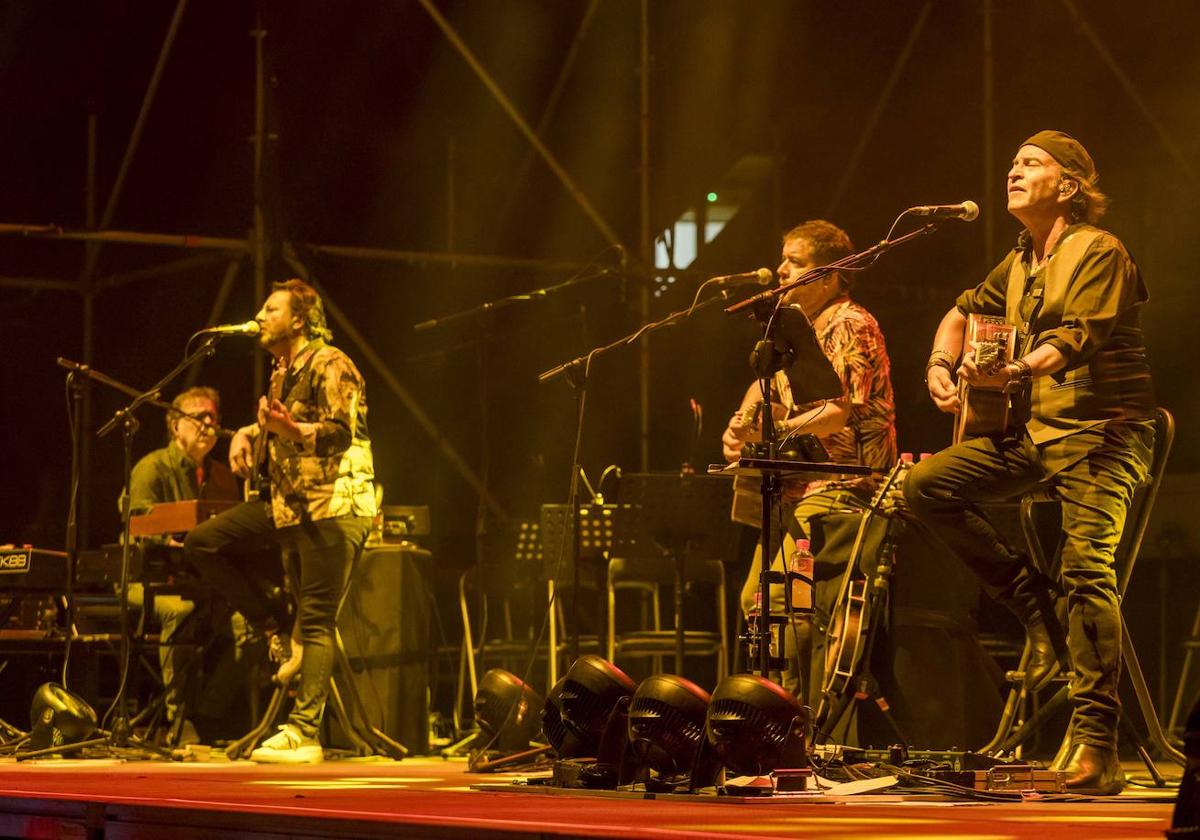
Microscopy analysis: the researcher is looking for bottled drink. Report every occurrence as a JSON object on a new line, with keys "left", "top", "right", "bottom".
{"left": 787, "top": 539, "right": 814, "bottom": 613}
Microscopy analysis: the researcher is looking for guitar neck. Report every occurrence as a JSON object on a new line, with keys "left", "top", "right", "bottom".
{"left": 245, "top": 358, "right": 287, "bottom": 499}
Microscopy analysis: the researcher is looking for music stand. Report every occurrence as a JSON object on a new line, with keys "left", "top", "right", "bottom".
{"left": 540, "top": 503, "right": 625, "bottom": 683}
{"left": 613, "top": 473, "right": 740, "bottom": 675}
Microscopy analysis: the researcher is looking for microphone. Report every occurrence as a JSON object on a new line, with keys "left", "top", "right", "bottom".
{"left": 198, "top": 320, "right": 261, "bottom": 336}
{"left": 909, "top": 200, "right": 979, "bottom": 221}
{"left": 710, "top": 267, "right": 774, "bottom": 287}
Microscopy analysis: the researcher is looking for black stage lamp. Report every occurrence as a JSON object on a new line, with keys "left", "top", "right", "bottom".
{"left": 28, "top": 683, "right": 98, "bottom": 752}
{"left": 627, "top": 674, "right": 721, "bottom": 790}
{"left": 473, "top": 669, "right": 545, "bottom": 752}
{"left": 705, "top": 673, "right": 808, "bottom": 777}
{"left": 542, "top": 677, "right": 584, "bottom": 758}
{"left": 555, "top": 655, "right": 637, "bottom": 757}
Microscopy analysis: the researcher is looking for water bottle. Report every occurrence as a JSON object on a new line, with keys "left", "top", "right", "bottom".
{"left": 787, "top": 539, "right": 814, "bottom": 613}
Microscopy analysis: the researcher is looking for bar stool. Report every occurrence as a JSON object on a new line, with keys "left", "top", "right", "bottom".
{"left": 225, "top": 544, "right": 407, "bottom": 760}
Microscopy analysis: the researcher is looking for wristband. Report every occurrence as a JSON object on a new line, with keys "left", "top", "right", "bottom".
{"left": 1003, "top": 358, "right": 1033, "bottom": 393}
{"left": 924, "top": 354, "right": 955, "bottom": 382}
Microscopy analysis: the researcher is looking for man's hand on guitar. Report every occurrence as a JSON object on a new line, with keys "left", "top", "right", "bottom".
{"left": 927, "top": 365, "right": 960, "bottom": 414}
{"left": 958, "top": 341, "right": 1011, "bottom": 390}
{"left": 259, "top": 397, "right": 302, "bottom": 442}
{"left": 721, "top": 416, "right": 751, "bottom": 463}
{"left": 721, "top": 402, "right": 788, "bottom": 462}
{"left": 229, "top": 429, "right": 255, "bottom": 478}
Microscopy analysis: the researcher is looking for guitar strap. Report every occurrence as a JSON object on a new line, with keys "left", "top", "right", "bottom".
{"left": 1004, "top": 228, "right": 1103, "bottom": 358}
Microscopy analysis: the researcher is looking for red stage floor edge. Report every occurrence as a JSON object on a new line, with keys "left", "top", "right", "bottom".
{"left": 0, "top": 756, "right": 1179, "bottom": 839}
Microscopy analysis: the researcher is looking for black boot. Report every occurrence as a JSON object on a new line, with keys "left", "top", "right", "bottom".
{"left": 996, "top": 571, "right": 1068, "bottom": 692}
{"left": 1062, "top": 742, "right": 1124, "bottom": 795}
{"left": 1023, "top": 611, "right": 1060, "bottom": 692}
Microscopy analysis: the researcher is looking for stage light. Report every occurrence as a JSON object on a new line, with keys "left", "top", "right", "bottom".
{"left": 705, "top": 673, "right": 808, "bottom": 777}
{"left": 27, "top": 683, "right": 97, "bottom": 751}
{"left": 627, "top": 674, "right": 720, "bottom": 789}
{"left": 549, "top": 652, "right": 638, "bottom": 758}
{"left": 473, "top": 669, "right": 544, "bottom": 752}
{"left": 541, "top": 677, "right": 581, "bottom": 757}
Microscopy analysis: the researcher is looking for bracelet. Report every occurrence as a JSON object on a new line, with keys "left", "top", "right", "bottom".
{"left": 1003, "top": 358, "right": 1033, "bottom": 393}
{"left": 1013, "top": 358, "right": 1032, "bottom": 381}
{"left": 924, "top": 355, "right": 955, "bottom": 382}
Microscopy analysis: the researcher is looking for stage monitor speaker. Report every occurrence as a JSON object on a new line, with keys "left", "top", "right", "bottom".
{"left": 337, "top": 544, "right": 433, "bottom": 755}
{"left": 810, "top": 509, "right": 1003, "bottom": 750}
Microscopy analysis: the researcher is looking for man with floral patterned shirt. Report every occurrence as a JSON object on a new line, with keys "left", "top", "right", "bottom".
{"left": 723, "top": 219, "right": 897, "bottom": 703}
{"left": 185, "top": 278, "right": 376, "bottom": 764}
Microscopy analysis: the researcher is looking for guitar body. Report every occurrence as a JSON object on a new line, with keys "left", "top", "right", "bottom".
{"left": 731, "top": 401, "right": 770, "bottom": 527}
{"left": 823, "top": 578, "right": 868, "bottom": 699}
{"left": 729, "top": 401, "right": 831, "bottom": 527}
{"left": 816, "top": 461, "right": 905, "bottom": 719}
{"left": 244, "top": 357, "right": 287, "bottom": 502}
{"left": 953, "top": 314, "right": 1017, "bottom": 444}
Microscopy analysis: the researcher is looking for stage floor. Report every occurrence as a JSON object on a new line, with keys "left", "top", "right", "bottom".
{"left": 0, "top": 754, "right": 1180, "bottom": 839}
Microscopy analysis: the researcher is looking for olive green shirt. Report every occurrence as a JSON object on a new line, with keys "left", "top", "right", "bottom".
{"left": 955, "top": 223, "right": 1155, "bottom": 449}
{"left": 126, "top": 441, "right": 240, "bottom": 517}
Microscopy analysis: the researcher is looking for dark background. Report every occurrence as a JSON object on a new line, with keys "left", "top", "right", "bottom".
{"left": 2, "top": 1, "right": 1198, "bottom": 715}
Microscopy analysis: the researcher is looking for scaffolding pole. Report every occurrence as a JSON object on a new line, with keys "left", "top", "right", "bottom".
{"left": 638, "top": 0, "right": 652, "bottom": 470}
{"left": 983, "top": 0, "right": 996, "bottom": 265}
{"left": 416, "top": 0, "right": 627, "bottom": 253}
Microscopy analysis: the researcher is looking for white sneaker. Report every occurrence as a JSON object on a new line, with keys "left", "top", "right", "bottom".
{"left": 249, "top": 724, "right": 323, "bottom": 764}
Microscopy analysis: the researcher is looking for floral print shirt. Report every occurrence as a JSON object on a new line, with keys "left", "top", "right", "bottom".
{"left": 779, "top": 300, "right": 897, "bottom": 501}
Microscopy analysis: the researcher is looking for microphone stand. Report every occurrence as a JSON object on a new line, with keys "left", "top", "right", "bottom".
{"left": 51, "top": 337, "right": 222, "bottom": 757}
{"left": 539, "top": 290, "right": 734, "bottom": 665}
{"left": 725, "top": 220, "right": 943, "bottom": 681}
{"left": 725, "top": 223, "right": 939, "bottom": 317}
{"left": 413, "top": 264, "right": 626, "bottom": 333}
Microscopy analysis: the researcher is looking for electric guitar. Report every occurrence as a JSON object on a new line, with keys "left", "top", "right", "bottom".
{"left": 952, "top": 314, "right": 1017, "bottom": 444}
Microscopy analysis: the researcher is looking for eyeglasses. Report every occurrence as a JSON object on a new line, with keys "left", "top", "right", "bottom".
{"left": 182, "top": 411, "right": 219, "bottom": 426}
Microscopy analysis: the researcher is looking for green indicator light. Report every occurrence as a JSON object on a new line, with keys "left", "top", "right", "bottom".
{"left": 706, "top": 192, "right": 718, "bottom": 202}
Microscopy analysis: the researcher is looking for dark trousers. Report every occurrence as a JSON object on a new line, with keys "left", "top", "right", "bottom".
{"left": 903, "top": 420, "right": 1152, "bottom": 748}
{"left": 184, "top": 501, "right": 371, "bottom": 739}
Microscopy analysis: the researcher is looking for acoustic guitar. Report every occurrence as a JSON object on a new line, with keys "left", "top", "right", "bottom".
{"left": 728, "top": 401, "right": 829, "bottom": 527}
{"left": 244, "top": 356, "right": 287, "bottom": 502}
{"left": 952, "top": 314, "right": 1017, "bottom": 444}
{"left": 730, "top": 401, "right": 770, "bottom": 527}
